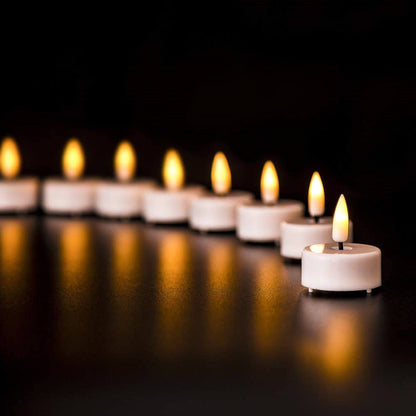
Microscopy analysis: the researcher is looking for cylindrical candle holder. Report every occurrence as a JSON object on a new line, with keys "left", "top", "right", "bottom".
{"left": 95, "top": 180, "right": 157, "bottom": 218}
{"left": 301, "top": 243, "right": 381, "bottom": 293}
{"left": 0, "top": 178, "right": 39, "bottom": 212}
{"left": 190, "top": 191, "right": 254, "bottom": 232}
{"left": 237, "top": 200, "right": 304, "bottom": 243}
{"left": 143, "top": 185, "right": 204, "bottom": 224}
{"left": 42, "top": 178, "right": 97, "bottom": 215}
{"left": 281, "top": 217, "right": 353, "bottom": 259}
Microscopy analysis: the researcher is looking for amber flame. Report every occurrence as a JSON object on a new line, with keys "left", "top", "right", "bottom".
{"left": 62, "top": 139, "right": 85, "bottom": 180}
{"left": 308, "top": 171, "right": 325, "bottom": 217}
{"left": 260, "top": 161, "right": 279, "bottom": 204}
{"left": 114, "top": 141, "right": 136, "bottom": 182}
{"left": 332, "top": 194, "right": 349, "bottom": 243}
{"left": 211, "top": 152, "right": 231, "bottom": 195}
{"left": 0, "top": 137, "right": 21, "bottom": 179}
{"left": 163, "top": 149, "right": 185, "bottom": 190}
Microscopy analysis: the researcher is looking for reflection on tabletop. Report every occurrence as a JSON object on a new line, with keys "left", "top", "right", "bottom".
{"left": 0, "top": 216, "right": 398, "bottom": 414}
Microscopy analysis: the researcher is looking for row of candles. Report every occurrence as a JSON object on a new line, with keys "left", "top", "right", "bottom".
{"left": 0, "top": 137, "right": 381, "bottom": 294}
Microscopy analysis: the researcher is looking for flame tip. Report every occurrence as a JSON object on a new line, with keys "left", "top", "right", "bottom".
{"left": 0, "top": 137, "right": 21, "bottom": 178}
{"left": 115, "top": 141, "right": 136, "bottom": 181}
{"left": 163, "top": 149, "right": 185, "bottom": 190}
{"left": 62, "top": 139, "right": 85, "bottom": 180}
{"left": 261, "top": 160, "right": 279, "bottom": 204}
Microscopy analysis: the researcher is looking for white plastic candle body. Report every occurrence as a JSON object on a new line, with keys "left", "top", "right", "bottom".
{"left": 42, "top": 178, "right": 97, "bottom": 215}
{"left": 143, "top": 185, "right": 204, "bottom": 223}
{"left": 301, "top": 243, "right": 381, "bottom": 292}
{"left": 281, "top": 217, "right": 353, "bottom": 259}
{"left": 190, "top": 191, "right": 253, "bottom": 231}
{"left": 236, "top": 200, "right": 304, "bottom": 243}
{"left": 0, "top": 178, "right": 39, "bottom": 212}
{"left": 95, "top": 180, "right": 157, "bottom": 218}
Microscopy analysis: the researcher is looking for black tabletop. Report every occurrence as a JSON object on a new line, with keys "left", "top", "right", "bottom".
{"left": 1, "top": 215, "right": 415, "bottom": 415}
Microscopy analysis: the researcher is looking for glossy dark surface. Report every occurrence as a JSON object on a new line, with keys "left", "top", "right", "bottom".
{"left": 1, "top": 215, "right": 415, "bottom": 415}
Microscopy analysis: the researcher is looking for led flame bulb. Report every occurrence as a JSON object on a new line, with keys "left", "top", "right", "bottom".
{"left": 332, "top": 194, "right": 349, "bottom": 243}
{"left": 260, "top": 161, "right": 279, "bottom": 204}
{"left": 114, "top": 141, "right": 136, "bottom": 182}
{"left": 62, "top": 139, "right": 85, "bottom": 180}
{"left": 308, "top": 171, "right": 325, "bottom": 217}
{"left": 0, "top": 137, "right": 21, "bottom": 179}
{"left": 211, "top": 152, "right": 231, "bottom": 195}
{"left": 163, "top": 149, "right": 185, "bottom": 190}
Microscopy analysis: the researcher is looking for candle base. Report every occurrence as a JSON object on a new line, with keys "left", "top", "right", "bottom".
{"left": 302, "top": 243, "right": 381, "bottom": 293}
{"left": 143, "top": 186, "right": 204, "bottom": 224}
{"left": 0, "top": 178, "right": 39, "bottom": 213}
{"left": 281, "top": 217, "right": 353, "bottom": 259}
{"left": 190, "top": 191, "right": 254, "bottom": 232}
{"left": 237, "top": 200, "right": 304, "bottom": 243}
{"left": 95, "top": 180, "right": 157, "bottom": 218}
{"left": 42, "top": 178, "right": 97, "bottom": 215}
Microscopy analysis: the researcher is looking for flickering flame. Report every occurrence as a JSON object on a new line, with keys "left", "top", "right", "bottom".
{"left": 260, "top": 161, "right": 279, "bottom": 204}
{"left": 332, "top": 194, "right": 349, "bottom": 243}
{"left": 0, "top": 137, "right": 21, "bottom": 179}
{"left": 163, "top": 149, "right": 185, "bottom": 190}
{"left": 211, "top": 152, "right": 231, "bottom": 195}
{"left": 62, "top": 139, "right": 85, "bottom": 180}
{"left": 114, "top": 141, "right": 136, "bottom": 182}
{"left": 308, "top": 171, "right": 325, "bottom": 217}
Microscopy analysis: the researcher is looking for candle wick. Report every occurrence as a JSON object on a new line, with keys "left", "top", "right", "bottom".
{"left": 313, "top": 216, "right": 320, "bottom": 224}
{"left": 338, "top": 242, "right": 344, "bottom": 250}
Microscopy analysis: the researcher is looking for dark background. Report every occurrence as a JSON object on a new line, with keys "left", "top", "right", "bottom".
{"left": 2, "top": 3, "right": 416, "bottom": 415}
{"left": 1, "top": 1, "right": 415, "bottom": 258}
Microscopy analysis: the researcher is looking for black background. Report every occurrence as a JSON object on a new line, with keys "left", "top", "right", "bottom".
{"left": 1, "top": 2, "right": 415, "bottom": 258}
{"left": 2, "top": 3, "right": 416, "bottom": 415}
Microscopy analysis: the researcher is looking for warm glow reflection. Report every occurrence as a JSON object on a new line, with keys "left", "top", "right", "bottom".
{"left": 310, "top": 243, "right": 325, "bottom": 253}
{"left": 0, "top": 220, "right": 28, "bottom": 300}
{"left": 261, "top": 161, "right": 279, "bottom": 204}
{"left": 295, "top": 296, "right": 379, "bottom": 391}
{"left": 0, "top": 137, "right": 21, "bottom": 179}
{"left": 162, "top": 149, "right": 185, "bottom": 190}
{"left": 113, "top": 225, "right": 141, "bottom": 293}
{"left": 114, "top": 141, "right": 136, "bottom": 182}
{"left": 110, "top": 224, "right": 142, "bottom": 354}
{"left": 206, "top": 241, "right": 236, "bottom": 354}
{"left": 157, "top": 232, "right": 191, "bottom": 357}
{"left": 211, "top": 152, "right": 231, "bottom": 195}
{"left": 62, "top": 139, "right": 85, "bottom": 180}
{"left": 58, "top": 221, "right": 91, "bottom": 357}
{"left": 0, "top": 219, "right": 33, "bottom": 357}
{"left": 308, "top": 171, "right": 325, "bottom": 217}
{"left": 322, "top": 313, "right": 362, "bottom": 382}
{"left": 253, "top": 254, "right": 286, "bottom": 359}
{"left": 60, "top": 221, "right": 90, "bottom": 290}
{"left": 332, "top": 194, "right": 349, "bottom": 243}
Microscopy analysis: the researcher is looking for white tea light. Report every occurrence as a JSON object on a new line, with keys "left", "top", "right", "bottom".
{"left": 0, "top": 137, "right": 39, "bottom": 212}
{"left": 143, "top": 149, "right": 204, "bottom": 223}
{"left": 95, "top": 141, "right": 157, "bottom": 218}
{"left": 42, "top": 139, "right": 96, "bottom": 215}
{"left": 281, "top": 171, "right": 353, "bottom": 259}
{"left": 237, "top": 161, "right": 304, "bottom": 242}
{"left": 190, "top": 152, "right": 253, "bottom": 231}
{"left": 301, "top": 194, "right": 381, "bottom": 294}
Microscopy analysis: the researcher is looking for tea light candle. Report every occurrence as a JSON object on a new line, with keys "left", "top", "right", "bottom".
{"left": 0, "top": 137, "right": 39, "bottom": 212}
{"left": 190, "top": 152, "right": 253, "bottom": 232}
{"left": 301, "top": 195, "right": 381, "bottom": 294}
{"left": 143, "top": 149, "right": 204, "bottom": 223}
{"left": 95, "top": 141, "right": 157, "bottom": 218}
{"left": 281, "top": 172, "right": 353, "bottom": 259}
{"left": 236, "top": 161, "right": 304, "bottom": 242}
{"left": 42, "top": 139, "right": 96, "bottom": 215}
